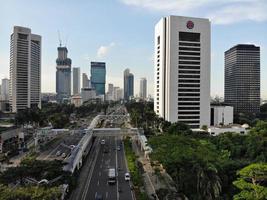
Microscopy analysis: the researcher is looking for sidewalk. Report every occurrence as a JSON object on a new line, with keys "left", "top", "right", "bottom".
{"left": 131, "top": 138, "right": 180, "bottom": 200}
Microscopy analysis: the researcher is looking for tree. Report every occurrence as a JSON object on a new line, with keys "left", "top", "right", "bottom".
{"left": 167, "top": 122, "right": 192, "bottom": 135}
{"left": 233, "top": 163, "right": 267, "bottom": 200}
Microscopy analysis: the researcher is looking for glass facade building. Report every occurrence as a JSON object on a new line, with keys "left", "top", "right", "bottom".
{"left": 90, "top": 62, "right": 106, "bottom": 95}
{"left": 224, "top": 44, "right": 260, "bottom": 114}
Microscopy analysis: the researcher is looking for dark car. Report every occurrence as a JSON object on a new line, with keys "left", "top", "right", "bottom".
{"left": 95, "top": 194, "right": 103, "bottom": 200}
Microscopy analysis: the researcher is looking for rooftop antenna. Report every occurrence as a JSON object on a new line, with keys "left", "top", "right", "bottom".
{"left": 57, "top": 30, "right": 62, "bottom": 47}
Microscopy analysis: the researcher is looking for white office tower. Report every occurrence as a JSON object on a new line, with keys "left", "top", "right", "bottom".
{"left": 1, "top": 78, "right": 9, "bottom": 101}
{"left": 139, "top": 77, "right": 147, "bottom": 100}
{"left": 9, "top": 26, "right": 41, "bottom": 112}
{"left": 154, "top": 16, "right": 210, "bottom": 128}
{"left": 72, "top": 67, "right": 80, "bottom": 95}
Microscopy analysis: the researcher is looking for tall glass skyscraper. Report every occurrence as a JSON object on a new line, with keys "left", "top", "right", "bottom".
{"left": 123, "top": 68, "right": 134, "bottom": 101}
{"left": 225, "top": 44, "right": 260, "bottom": 114}
{"left": 90, "top": 62, "right": 106, "bottom": 95}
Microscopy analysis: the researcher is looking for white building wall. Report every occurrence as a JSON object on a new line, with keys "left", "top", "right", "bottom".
{"left": 9, "top": 26, "right": 41, "bottom": 112}
{"left": 154, "top": 16, "right": 210, "bottom": 128}
{"left": 212, "top": 106, "right": 234, "bottom": 126}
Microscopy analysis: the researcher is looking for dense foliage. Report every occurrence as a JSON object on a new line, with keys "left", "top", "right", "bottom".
{"left": 126, "top": 102, "right": 267, "bottom": 199}
{"left": 233, "top": 163, "right": 267, "bottom": 200}
{"left": 0, "top": 156, "right": 73, "bottom": 200}
{"left": 0, "top": 184, "right": 61, "bottom": 200}
{"left": 148, "top": 123, "right": 267, "bottom": 199}
{"left": 15, "top": 101, "right": 109, "bottom": 128}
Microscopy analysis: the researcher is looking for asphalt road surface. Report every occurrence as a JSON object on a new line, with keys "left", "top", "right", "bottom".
{"left": 71, "top": 136, "right": 134, "bottom": 200}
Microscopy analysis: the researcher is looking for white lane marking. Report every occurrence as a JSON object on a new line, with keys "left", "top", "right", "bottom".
{"left": 106, "top": 192, "right": 108, "bottom": 199}
{"left": 115, "top": 136, "right": 119, "bottom": 200}
{"left": 99, "top": 172, "right": 101, "bottom": 176}
{"left": 100, "top": 164, "right": 102, "bottom": 169}
{"left": 95, "top": 192, "right": 97, "bottom": 198}
{"left": 97, "top": 180, "right": 99, "bottom": 186}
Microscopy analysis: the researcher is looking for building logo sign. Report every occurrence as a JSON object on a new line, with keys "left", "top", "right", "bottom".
{"left": 187, "top": 21, "right": 194, "bottom": 29}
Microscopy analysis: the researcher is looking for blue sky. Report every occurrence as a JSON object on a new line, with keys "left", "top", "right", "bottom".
{"left": 0, "top": 0, "right": 266, "bottom": 98}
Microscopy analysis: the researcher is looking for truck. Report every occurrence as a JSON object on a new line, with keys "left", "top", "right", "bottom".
{"left": 108, "top": 168, "right": 116, "bottom": 184}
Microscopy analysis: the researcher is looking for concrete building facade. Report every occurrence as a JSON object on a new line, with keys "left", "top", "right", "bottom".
{"left": 56, "top": 46, "right": 72, "bottom": 101}
{"left": 1, "top": 78, "right": 9, "bottom": 101}
{"left": 139, "top": 77, "right": 147, "bottom": 100}
{"left": 210, "top": 105, "right": 234, "bottom": 126}
{"left": 9, "top": 26, "right": 41, "bottom": 112}
{"left": 154, "top": 16, "right": 210, "bottom": 128}
{"left": 72, "top": 67, "right": 80, "bottom": 95}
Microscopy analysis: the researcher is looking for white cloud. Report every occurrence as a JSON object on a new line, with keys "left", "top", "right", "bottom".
{"left": 97, "top": 42, "right": 116, "bottom": 58}
{"left": 120, "top": 0, "right": 267, "bottom": 24}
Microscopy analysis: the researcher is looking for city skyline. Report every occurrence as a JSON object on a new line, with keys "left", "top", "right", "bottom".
{"left": 0, "top": 1, "right": 267, "bottom": 98}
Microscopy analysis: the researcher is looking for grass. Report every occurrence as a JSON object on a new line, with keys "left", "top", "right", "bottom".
{"left": 124, "top": 137, "right": 149, "bottom": 200}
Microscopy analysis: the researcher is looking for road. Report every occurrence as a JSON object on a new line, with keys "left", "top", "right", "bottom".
{"left": 70, "top": 136, "right": 134, "bottom": 200}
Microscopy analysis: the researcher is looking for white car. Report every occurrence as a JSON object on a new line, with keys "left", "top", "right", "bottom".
{"left": 61, "top": 152, "right": 66, "bottom": 158}
{"left": 125, "top": 173, "right": 130, "bottom": 181}
{"left": 101, "top": 139, "right": 105, "bottom": 145}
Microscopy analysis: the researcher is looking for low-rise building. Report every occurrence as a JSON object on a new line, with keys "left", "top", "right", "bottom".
{"left": 71, "top": 95, "right": 82, "bottom": 107}
{"left": 210, "top": 104, "right": 234, "bottom": 126}
{"left": 81, "top": 88, "right": 96, "bottom": 103}
{"left": 208, "top": 124, "right": 249, "bottom": 136}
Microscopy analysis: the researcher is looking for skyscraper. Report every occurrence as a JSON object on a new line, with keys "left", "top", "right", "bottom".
{"left": 154, "top": 16, "right": 210, "bottom": 128}
{"left": 9, "top": 26, "right": 41, "bottom": 112}
{"left": 1, "top": 78, "right": 9, "bottom": 101}
{"left": 82, "top": 73, "right": 89, "bottom": 88}
{"left": 72, "top": 67, "right": 80, "bottom": 95}
{"left": 107, "top": 83, "right": 114, "bottom": 101}
{"left": 139, "top": 77, "right": 147, "bottom": 100}
{"left": 90, "top": 62, "right": 106, "bottom": 95}
{"left": 123, "top": 68, "right": 134, "bottom": 100}
{"left": 224, "top": 44, "right": 260, "bottom": 114}
{"left": 56, "top": 46, "right": 72, "bottom": 100}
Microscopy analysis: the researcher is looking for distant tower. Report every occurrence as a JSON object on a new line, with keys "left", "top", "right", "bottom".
{"left": 90, "top": 62, "right": 106, "bottom": 95}
{"left": 56, "top": 46, "right": 72, "bottom": 101}
{"left": 82, "top": 73, "right": 89, "bottom": 88}
{"left": 9, "top": 26, "right": 41, "bottom": 112}
{"left": 123, "top": 68, "right": 134, "bottom": 101}
{"left": 1, "top": 78, "right": 9, "bottom": 101}
{"left": 139, "top": 77, "right": 147, "bottom": 100}
{"left": 72, "top": 67, "right": 80, "bottom": 95}
{"left": 224, "top": 44, "right": 260, "bottom": 114}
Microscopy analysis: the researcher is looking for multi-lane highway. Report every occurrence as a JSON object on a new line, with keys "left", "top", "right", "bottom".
{"left": 70, "top": 136, "right": 134, "bottom": 200}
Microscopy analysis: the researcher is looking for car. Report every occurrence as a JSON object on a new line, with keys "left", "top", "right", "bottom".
{"left": 104, "top": 148, "right": 109, "bottom": 153}
{"left": 101, "top": 139, "right": 105, "bottom": 145}
{"left": 95, "top": 193, "right": 103, "bottom": 200}
{"left": 70, "top": 145, "right": 76, "bottom": 149}
{"left": 56, "top": 151, "right": 61, "bottom": 156}
{"left": 125, "top": 172, "right": 130, "bottom": 181}
{"left": 61, "top": 153, "right": 66, "bottom": 158}
{"left": 117, "top": 146, "right": 121, "bottom": 151}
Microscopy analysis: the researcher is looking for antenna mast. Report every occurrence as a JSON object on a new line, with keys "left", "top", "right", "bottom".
{"left": 57, "top": 30, "right": 62, "bottom": 47}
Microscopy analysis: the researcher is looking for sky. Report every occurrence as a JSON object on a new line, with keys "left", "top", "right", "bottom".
{"left": 0, "top": 0, "right": 266, "bottom": 98}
